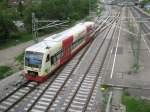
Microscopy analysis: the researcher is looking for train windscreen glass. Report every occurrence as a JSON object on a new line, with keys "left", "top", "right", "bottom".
{"left": 25, "top": 51, "right": 43, "bottom": 68}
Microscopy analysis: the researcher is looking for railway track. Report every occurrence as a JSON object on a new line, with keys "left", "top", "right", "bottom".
{"left": 131, "top": 7, "right": 150, "bottom": 49}
{"left": 24, "top": 12, "right": 120, "bottom": 112}
{"left": 0, "top": 45, "right": 90, "bottom": 112}
{"left": 24, "top": 13, "right": 116, "bottom": 112}
{"left": 62, "top": 13, "right": 121, "bottom": 112}
{"left": 0, "top": 11, "right": 113, "bottom": 112}
{"left": 0, "top": 81, "right": 38, "bottom": 111}
{"left": 0, "top": 68, "right": 67, "bottom": 112}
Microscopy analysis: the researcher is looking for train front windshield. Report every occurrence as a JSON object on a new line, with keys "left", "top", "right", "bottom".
{"left": 25, "top": 51, "right": 43, "bottom": 68}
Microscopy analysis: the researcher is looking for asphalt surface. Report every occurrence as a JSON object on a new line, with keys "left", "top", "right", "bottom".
{"left": 103, "top": 6, "right": 150, "bottom": 94}
{"left": 102, "top": 5, "right": 150, "bottom": 111}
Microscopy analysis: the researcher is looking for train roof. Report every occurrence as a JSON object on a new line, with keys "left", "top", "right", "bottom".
{"left": 25, "top": 40, "right": 60, "bottom": 53}
{"left": 25, "top": 22, "right": 94, "bottom": 53}
{"left": 44, "top": 23, "right": 86, "bottom": 42}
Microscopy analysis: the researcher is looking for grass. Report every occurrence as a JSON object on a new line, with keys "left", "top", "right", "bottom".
{"left": 122, "top": 92, "right": 150, "bottom": 112}
{"left": 144, "top": 9, "right": 150, "bottom": 14}
{"left": 85, "top": 16, "right": 93, "bottom": 21}
{"left": 0, "top": 66, "right": 12, "bottom": 80}
{"left": 0, "top": 33, "right": 32, "bottom": 50}
{"left": 128, "top": 22, "right": 140, "bottom": 73}
{"left": 15, "top": 52, "right": 24, "bottom": 65}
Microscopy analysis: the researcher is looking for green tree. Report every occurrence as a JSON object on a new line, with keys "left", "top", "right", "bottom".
{"left": 0, "top": 11, "right": 17, "bottom": 43}
{"left": 23, "top": 0, "right": 90, "bottom": 32}
{"left": 140, "top": 0, "right": 150, "bottom": 8}
{"left": 0, "top": 12, "right": 11, "bottom": 42}
{"left": 18, "top": 1, "right": 24, "bottom": 17}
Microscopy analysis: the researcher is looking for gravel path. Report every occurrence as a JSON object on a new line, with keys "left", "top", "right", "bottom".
{"left": 0, "top": 72, "right": 23, "bottom": 98}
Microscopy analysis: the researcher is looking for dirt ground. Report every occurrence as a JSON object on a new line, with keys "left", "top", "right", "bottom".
{"left": 0, "top": 35, "right": 51, "bottom": 66}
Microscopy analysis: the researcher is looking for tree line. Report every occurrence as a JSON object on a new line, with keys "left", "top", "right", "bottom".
{"left": 140, "top": 0, "right": 150, "bottom": 8}
{"left": 0, "top": 0, "right": 97, "bottom": 44}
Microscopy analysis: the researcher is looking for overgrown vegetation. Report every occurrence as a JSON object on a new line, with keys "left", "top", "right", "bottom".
{"left": 122, "top": 92, "right": 150, "bottom": 112}
{"left": 140, "top": 0, "right": 150, "bottom": 8}
{"left": 140, "top": 0, "right": 150, "bottom": 14}
{"left": 0, "top": 33, "right": 32, "bottom": 50}
{"left": 128, "top": 21, "right": 140, "bottom": 73}
{"left": 0, "top": 0, "right": 98, "bottom": 49}
{"left": 0, "top": 66, "right": 12, "bottom": 79}
{"left": 15, "top": 52, "right": 24, "bottom": 65}
{"left": 100, "top": 85, "right": 110, "bottom": 112}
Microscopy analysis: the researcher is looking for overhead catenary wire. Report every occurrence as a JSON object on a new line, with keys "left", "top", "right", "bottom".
{"left": 32, "top": 13, "right": 68, "bottom": 43}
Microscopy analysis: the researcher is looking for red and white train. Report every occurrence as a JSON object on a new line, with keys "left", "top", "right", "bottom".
{"left": 22, "top": 22, "right": 94, "bottom": 82}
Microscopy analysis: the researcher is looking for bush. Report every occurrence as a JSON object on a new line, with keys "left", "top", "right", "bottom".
{"left": 0, "top": 66, "right": 12, "bottom": 79}
{"left": 0, "top": 0, "right": 99, "bottom": 49}
{"left": 0, "top": 9, "right": 18, "bottom": 43}
{"left": 122, "top": 92, "right": 150, "bottom": 112}
{"left": 140, "top": 0, "right": 149, "bottom": 8}
{"left": 15, "top": 52, "right": 24, "bottom": 64}
{"left": 23, "top": 0, "right": 90, "bottom": 32}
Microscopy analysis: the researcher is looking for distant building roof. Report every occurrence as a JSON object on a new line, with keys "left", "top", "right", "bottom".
{"left": 13, "top": 20, "right": 26, "bottom": 32}
{"left": 13, "top": 21, "right": 24, "bottom": 27}
{"left": 8, "top": 0, "right": 24, "bottom": 5}
{"left": 9, "top": 0, "right": 17, "bottom": 4}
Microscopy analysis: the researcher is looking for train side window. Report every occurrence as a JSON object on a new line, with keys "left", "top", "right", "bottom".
{"left": 51, "top": 49, "right": 64, "bottom": 65}
{"left": 46, "top": 54, "right": 50, "bottom": 62}
{"left": 60, "top": 49, "right": 64, "bottom": 57}
{"left": 71, "top": 37, "right": 84, "bottom": 50}
{"left": 56, "top": 49, "right": 63, "bottom": 59}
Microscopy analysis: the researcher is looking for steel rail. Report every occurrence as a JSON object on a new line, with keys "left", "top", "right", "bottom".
{"left": 83, "top": 12, "right": 121, "bottom": 112}
{"left": 27, "top": 13, "right": 113, "bottom": 112}
{"left": 63, "top": 14, "right": 120, "bottom": 112}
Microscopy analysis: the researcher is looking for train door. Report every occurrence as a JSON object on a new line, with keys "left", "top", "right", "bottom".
{"left": 60, "top": 36, "right": 73, "bottom": 64}
{"left": 44, "top": 54, "right": 51, "bottom": 74}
